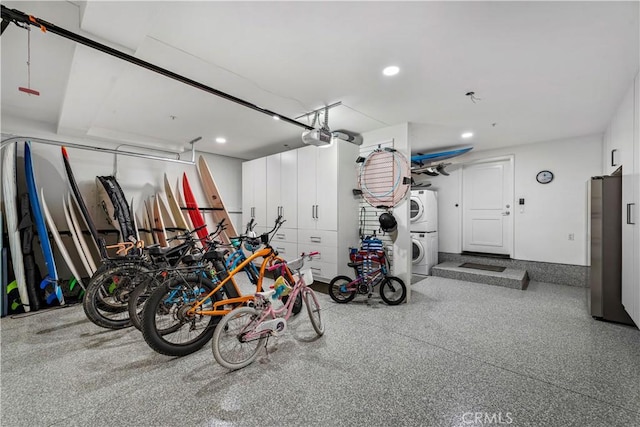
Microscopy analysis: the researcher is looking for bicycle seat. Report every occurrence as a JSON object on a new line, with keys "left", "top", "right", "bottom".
{"left": 256, "top": 288, "right": 276, "bottom": 300}
{"left": 348, "top": 262, "right": 363, "bottom": 268}
{"left": 203, "top": 248, "right": 229, "bottom": 261}
{"left": 182, "top": 253, "right": 203, "bottom": 264}
{"left": 148, "top": 245, "right": 175, "bottom": 256}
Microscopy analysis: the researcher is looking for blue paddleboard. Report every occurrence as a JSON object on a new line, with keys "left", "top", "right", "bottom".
{"left": 411, "top": 146, "right": 473, "bottom": 164}
{"left": 24, "top": 142, "right": 64, "bottom": 305}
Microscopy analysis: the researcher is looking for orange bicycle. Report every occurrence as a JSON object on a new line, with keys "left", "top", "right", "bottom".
{"left": 140, "top": 217, "right": 295, "bottom": 357}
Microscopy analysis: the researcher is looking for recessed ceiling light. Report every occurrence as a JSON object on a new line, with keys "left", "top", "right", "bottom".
{"left": 272, "top": 115, "right": 280, "bottom": 120}
{"left": 382, "top": 66, "right": 400, "bottom": 76}
{"left": 215, "top": 137, "right": 226, "bottom": 143}
{"left": 461, "top": 132, "right": 473, "bottom": 139}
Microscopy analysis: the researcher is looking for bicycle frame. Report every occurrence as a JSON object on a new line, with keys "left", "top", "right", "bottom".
{"left": 186, "top": 244, "right": 294, "bottom": 317}
{"left": 239, "top": 258, "right": 314, "bottom": 341}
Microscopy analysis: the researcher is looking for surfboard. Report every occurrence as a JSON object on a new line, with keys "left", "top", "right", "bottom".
{"left": 175, "top": 179, "right": 194, "bottom": 231}
{"left": 96, "top": 176, "right": 136, "bottom": 243}
{"left": 68, "top": 195, "right": 98, "bottom": 275}
{"left": 197, "top": 156, "right": 237, "bottom": 243}
{"left": 164, "top": 174, "right": 189, "bottom": 232}
{"left": 157, "top": 193, "right": 180, "bottom": 246}
{"left": 143, "top": 199, "right": 158, "bottom": 245}
{"left": 61, "top": 147, "right": 104, "bottom": 257}
{"left": 410, "top": 146, "right": 473, "bottom": 164}
{"left": 139, "top": 213, "right": 154, "bottom": 246}
{"left": 24, "top": 142, "right": 64, "bottom": 306}
{"left": 2, "top": 142, "right": 30, "bottom": 311}
{"left": 62, "top": 194, "right": 93, "bottom": 278}
{"left": 152, "top": 195, "right": 168, "bottom": 247}
{"left": 41, "top": 189, "right": 85, "bottom": 290}
{"left": 18, "top": 193, "right": 44, "bottom": 311}
{"left": 131, "top": 198, "right": 141, "bottom": 243}
{"left": 182, "top": 173, "right": 209, "bottom": 242}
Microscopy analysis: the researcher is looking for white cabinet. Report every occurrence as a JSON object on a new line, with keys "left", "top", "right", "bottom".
{"left": 621, "top": 72, "right": 640, "bottom": 327}
{"left": 266, "top": 150, "right": 297, "bottom": 228}
{"left": 297, "top": 145, "right": 339, "bottom": 231}
{"left": 242, "top": 157, "right": 267, "bottom": 233}
{"left": 242, "top": 140, "right": 360, "bottom": 282}
{"left": 604, "top": 84, "right": 635, "bottom": 175}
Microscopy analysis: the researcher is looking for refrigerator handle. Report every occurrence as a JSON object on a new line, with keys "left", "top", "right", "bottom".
{"left": 627, "top": 203, "right": 635, "bottom": 225}
{"left": 611, "top": 149, "right": 617, "bottom": 167}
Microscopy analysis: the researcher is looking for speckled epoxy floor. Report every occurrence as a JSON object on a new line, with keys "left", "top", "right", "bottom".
{"left": 1, "top": 277, "right": 639, "bottom": 427}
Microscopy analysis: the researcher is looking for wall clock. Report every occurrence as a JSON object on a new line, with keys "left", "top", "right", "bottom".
{"left": 536, "top": 170, "right": 554, "bottom": 184}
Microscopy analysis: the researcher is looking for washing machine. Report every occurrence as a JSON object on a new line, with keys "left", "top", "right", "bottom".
{"left": 411, "top": 231, "right": 438, "bottom": 275}
{"left": 410, "top": 189, "right": 437, "bottom": 231}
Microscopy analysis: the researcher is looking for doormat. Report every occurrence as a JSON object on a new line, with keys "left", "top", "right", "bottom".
{"left": 459, "top": 263, "right": 506, "bottom": 272}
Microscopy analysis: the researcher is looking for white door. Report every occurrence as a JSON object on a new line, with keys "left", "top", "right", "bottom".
{"left": 266, "top": 153, "right": 281, "bottom": 226}
{"left": 297, "top": 146, "right": 318, "bottom": 230}
{"left": 315, "top": 144, "right": 338, "bottom": 231}
{"left": 243, "top": 158, "right": 267, "bottom": 232}
{"left": 279, "top": 150, "right": 298, "bottom": 228}
{"left": 462, "top": 159, "right": 513, "bottom": 256}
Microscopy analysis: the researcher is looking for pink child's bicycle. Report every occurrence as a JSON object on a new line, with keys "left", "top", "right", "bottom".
{"left": 212, "top": 252, "right": 324, "bottom": 370}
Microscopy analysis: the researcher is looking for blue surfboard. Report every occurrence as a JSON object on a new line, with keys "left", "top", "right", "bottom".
{"left": 411, "top": 146, "right": 473, "bottom": 164}
{"left": 24, "top": 142, "right": 64, "bottom": 305}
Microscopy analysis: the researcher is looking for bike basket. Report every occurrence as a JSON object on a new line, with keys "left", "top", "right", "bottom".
{"left": 301, "top": 268, "right": 313, "bottom": 284}
{"left": 287, "top": 256, "right": 305, "bottom": 272}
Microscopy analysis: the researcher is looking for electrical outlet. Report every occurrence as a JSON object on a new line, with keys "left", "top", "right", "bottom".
{"left": 568, "top": 233, "right": 575, "bottom": 241}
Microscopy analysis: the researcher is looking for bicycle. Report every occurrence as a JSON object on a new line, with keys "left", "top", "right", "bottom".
{"left": 140, "top": 216, "right": 298, "bottom": 357}
{"left": 212, "top": 252, "right": 324, "bottom": 370}
{"left": 126, "top": 221, "right": 233, "bottom": 331}
{"left": 83, "top": 225, "right": 210, "bottom": 330}
{"left": 328, "top": 242, "right": 406, "bottom": 305}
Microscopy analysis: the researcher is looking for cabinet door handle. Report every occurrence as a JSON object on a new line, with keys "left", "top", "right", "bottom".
{"left": 315, "top": 204, "right": 319, "bottom": 219}
{"left": 281, "top": 206, "right": 284, "bottom": 217}
{"left": 311, "top": 205, "right": 315, "bottom": 219}
{"left": 611, "top": 149, "right": 617, "bottom": 167}
{"left": 310, "top": 236, "right": 322, "bottom": 243}
{"left": 628, "top": 203, "right": 636, "bottom": 225}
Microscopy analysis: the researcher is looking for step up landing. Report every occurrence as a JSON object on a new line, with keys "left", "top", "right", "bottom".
{"left": 431, "top": 261, "right": 529, "bottom": 290}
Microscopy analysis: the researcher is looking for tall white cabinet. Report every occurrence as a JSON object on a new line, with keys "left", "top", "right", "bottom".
{"left": 242, "top": 157, "right": 267, "bottom": 234}
{"left": 242, "top": 140, "right": 360, "bottom": 281}
{"left": 609, "top": 72, "right": 640, "bottom": 327}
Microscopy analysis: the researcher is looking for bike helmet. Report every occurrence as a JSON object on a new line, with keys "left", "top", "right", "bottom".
{"left": 378, "top": 212, "right": 397, "bottom": 233}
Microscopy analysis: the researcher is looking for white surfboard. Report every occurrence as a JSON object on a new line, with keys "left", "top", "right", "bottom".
{"left": 63, "top": 194, "right": 94, "bottom": 278}
{"left": 143, "top": 199, "right": 158, "bottom": 245}
{"left": 131, "top": 198, "right": 141, "bottom": 243}
{"left": 158, "top": 193, "right": 180, "bottom": 246}
{"left": 68, "top": 195, "right": 98, "bottom": 274}
{"left": 1, "top": 142, "right": 30, "bottom": 311}
{"left": 41, "top": 189, "right": 85, "bottom": 290}
{"left": 175, "top": 179, "right": 194, "bottom": 231}
{"left": 164, "top": 174, "right": 189, "bottom": 232}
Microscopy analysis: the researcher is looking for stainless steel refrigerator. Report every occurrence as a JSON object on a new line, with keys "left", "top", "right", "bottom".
{"left": 589, "top": 174, "right": 634, "bottom": 325}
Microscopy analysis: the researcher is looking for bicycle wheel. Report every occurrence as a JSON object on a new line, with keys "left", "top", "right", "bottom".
{"left": 141, "top": 276, "right": 220, "bottom": 357}
{"left": 212, "top": 306, "right": 267, "bottom": 370}
{"left": 304, "top": 289, "right": 325, "bottom": 336}
{"left": 83, "top": 264, "right": 149, "bottom": 329}
{"left": 379, "top": 276, "right": 406, "bottom": 305}
{"left": 128, "top": 273, "right": 162, "bottom": 331}
{"left": 328, "top": 275, "right": 356, "bottom": 303}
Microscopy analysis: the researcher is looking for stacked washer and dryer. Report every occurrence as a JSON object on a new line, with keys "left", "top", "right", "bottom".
{"left": 410, "top": 189, "right": 438, "bottom": 276}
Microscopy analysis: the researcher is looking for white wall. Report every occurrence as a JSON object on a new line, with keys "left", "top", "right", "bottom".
{"left": 361, "top": 123, "right": 411, "bottom": 299}
{"left": 2, "top": 116, "right": 243, "bottom": 277}
{"left": 418, "top": 134, "right": 603, "bottom": 266}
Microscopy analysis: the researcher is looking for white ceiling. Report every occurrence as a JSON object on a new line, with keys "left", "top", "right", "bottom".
{"left": 2, "top": 1, "right": 639, "bottom": 160}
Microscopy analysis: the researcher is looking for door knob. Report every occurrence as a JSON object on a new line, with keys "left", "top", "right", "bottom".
{"left": 502, "top": 211, "right": 510, "bottom": 216}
